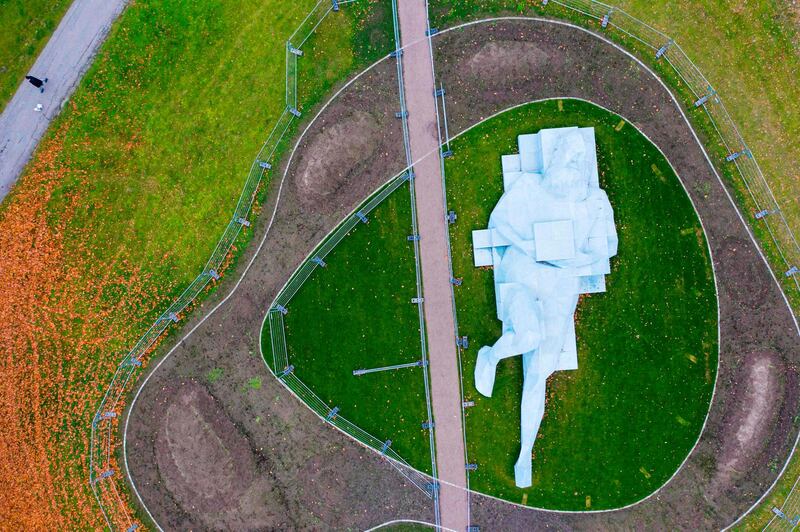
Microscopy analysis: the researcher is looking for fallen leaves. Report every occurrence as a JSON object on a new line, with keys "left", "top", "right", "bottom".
{"left": 0, "top": 120, "right": 152, "bottom": 528}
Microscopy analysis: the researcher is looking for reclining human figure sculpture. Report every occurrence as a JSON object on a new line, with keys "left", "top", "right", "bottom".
{"left": 472, "top": 127, "right": 618, "bottom": 488}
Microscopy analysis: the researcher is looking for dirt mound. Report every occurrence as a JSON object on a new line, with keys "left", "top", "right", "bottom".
{"left": 464, "top": 40, "right": 549, "bottom": 83}
{"left": 154, "top": 380, "right": 281, "bottom": 529}
{"left": 294, "top": 110, "right": 382, "bottom": 211}
{"left": 711, "top": 351, "right": 783, "bottom": 494}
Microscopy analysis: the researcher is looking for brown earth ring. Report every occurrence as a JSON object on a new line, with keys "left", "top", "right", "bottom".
{"left": 120, "top": 16, "right": 797, "bottom": 528}
{"left": 122, "top": 58, "right": 433, "bottom": 531}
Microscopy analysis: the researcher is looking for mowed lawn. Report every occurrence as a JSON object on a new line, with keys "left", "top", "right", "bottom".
{"left": 43, "top": 0, "right": 386, "bottom": 283}
{"left": 0, "top": 0, "right": 390, "bottom": 528}
{"left": 430, "top": 1, "right": 800, "bottom": 523}
{"left": 612, "top": 0, "right": 800, "bottom": 248}
{"left": 445, "top": 100, "right": 717, "bottom": 510}
{"left": 264, "top": 184, "right": 433, "bottom": 472}
{"left": 0, "top": 0, "right": 72, "bottom": 111}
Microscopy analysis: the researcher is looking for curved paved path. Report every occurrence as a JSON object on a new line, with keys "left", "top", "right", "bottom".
{"left": 397, "top": 1, "right": 469, "bottom": 530}
{"left": 0, "top": 0, "right": 127, "bottom": 203}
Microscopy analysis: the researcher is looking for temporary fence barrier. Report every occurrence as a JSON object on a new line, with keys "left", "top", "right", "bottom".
{"left": 265, "top": 169, "right": 433, "bottom": 497}
{"left": 88, "top": 1, "right": 358, "bottom": 529}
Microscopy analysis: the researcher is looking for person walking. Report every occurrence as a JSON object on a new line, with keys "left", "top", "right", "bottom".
{"left": 25, "top": 75, "right": 48, "bottom": 93}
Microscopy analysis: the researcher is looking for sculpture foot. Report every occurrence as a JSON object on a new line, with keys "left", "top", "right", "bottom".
{"left": 474, "top": 346, "right": 498, "bottom": 397}
{"left": 514, "top": 453, "right": 533, "bottom": 488}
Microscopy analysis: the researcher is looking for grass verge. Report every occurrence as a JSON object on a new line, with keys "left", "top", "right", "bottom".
{"left": 0, "top": 0, "right": 72, "bottom": 111}
{"left": 445, "top": 99, "right": 717, "bottom": 510}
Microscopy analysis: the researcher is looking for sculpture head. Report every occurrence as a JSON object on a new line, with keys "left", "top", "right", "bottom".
{"left": 542, "top": 131, "right": 589, "bottom": 201}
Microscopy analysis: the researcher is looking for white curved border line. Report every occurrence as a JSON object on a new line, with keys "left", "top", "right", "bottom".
{"left": 364, "top": 518, "right": 451, "bottom": 531}
{"left": 121, "top": 16, "right": 800, "bottom": 531}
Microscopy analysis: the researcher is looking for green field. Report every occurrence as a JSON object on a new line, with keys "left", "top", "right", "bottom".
{"left": 0, "top": 0, "right": 392, "bottom": 527}
{"left": 446, "top": 99, "right": 717, "bottom": 510}
{"left": 262, "top": 183, "right": 433, "bottom": 472}
{"left": 0, "top": 0, "right": 72, "bottom": 111}
{"left": 37, "top": 0, "right": 390, "bottom": 284}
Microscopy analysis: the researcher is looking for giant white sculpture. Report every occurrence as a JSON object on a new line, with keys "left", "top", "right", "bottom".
{"left": 472, "top": 126, "right": 618, "bottom": 488}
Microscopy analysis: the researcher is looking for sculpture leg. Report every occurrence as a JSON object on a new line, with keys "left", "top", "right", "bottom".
{"left": 475, "top": 328, "right": 539, "bottom": 397}
{"left": 514, "top": 361, "right": 548, "bottom": 488}
{"left": 513, "top": 336, "right": 564, "bottom": 488}
{"left": 474, "top": 345, "right": 502, "bottom": 397}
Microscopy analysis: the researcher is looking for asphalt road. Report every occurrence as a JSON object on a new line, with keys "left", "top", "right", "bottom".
{"left": 0, "top": 0, "right": 128, "bottom": 203}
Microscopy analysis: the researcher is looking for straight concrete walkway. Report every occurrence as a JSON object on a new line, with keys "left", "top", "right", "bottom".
{"left": 396, "top": 1, "right": 470, "bottom": 530}
{"left": 0, "top": 0, "right": 128, "bottom": 203}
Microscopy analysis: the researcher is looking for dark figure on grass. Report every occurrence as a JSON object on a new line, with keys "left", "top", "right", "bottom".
{"left": 26, "top": 75, "right": 48, "bottom": 93}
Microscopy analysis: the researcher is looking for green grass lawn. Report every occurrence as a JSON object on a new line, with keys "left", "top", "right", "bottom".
{"left": 263, "top": 183, "right": 432, "bottom": 472}
{"left": 445, "top": 99, "right": 717, "bottom": 510}
{"left": 39, "top": 0, "right": 390, "bottom": 285}
{"left": 0, "top": 0, "right": 392, "bottom": 526}
{"left": 430, "top": 1, "right": 799, "bottom": 521}
{"left": 0, "top": 0, "right": 72, "bottom": 111}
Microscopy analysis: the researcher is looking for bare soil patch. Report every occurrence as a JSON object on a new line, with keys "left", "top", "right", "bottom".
{"left": 152, "top": 379, "right": 283, "bottom": 530}
{"left": 155, "top": 380, "right": 258, "bottom": 512}
{"left": 716, "top": 236, "right": 771, "bottom": 310}
{"left": 464, "top": 40, "right": 549, "bottom": 83}
{"left": 294, "top": 109, "right": 383, "bottom": 212}
{"left": 712, "top": 352, "right": 782, "bottom": 494}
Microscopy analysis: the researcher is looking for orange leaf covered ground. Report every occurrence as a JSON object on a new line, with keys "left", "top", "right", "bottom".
{"left": 0, "top": 121, "right": 154, "bottom": 528}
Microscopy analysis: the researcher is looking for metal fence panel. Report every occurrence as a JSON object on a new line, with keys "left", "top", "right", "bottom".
{"left": 88, "top": 2, "right": 355, "bottom": 529}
